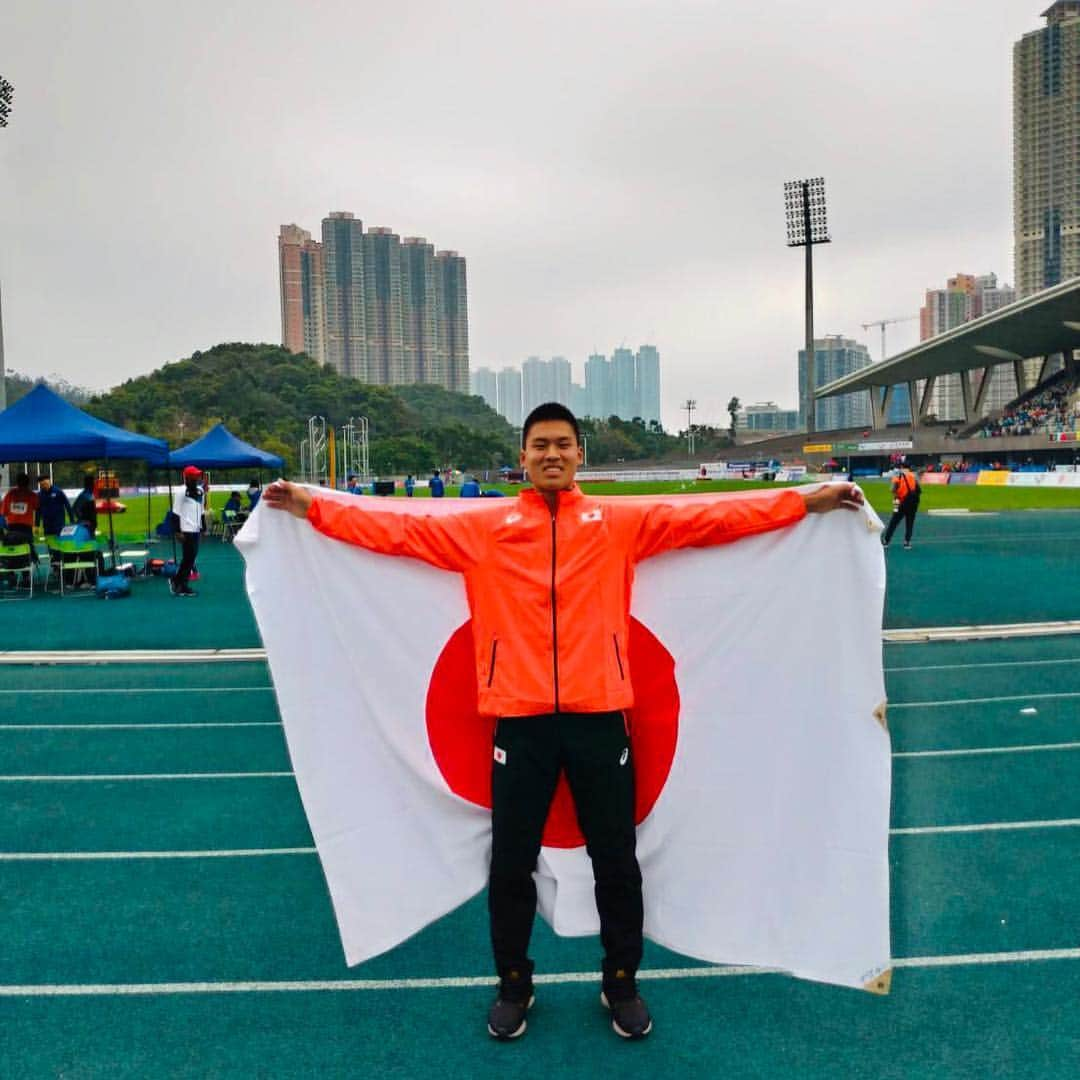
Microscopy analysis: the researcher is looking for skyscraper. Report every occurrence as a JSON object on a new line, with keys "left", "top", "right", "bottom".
{"left": 798, "top": 336, "right": 872, "bottom": 431}
{"left": 321, "top": 212, "right": 368, "bottom": 381}
{"left": 636, "top": 345, "right": 660, "bottom": 425}
{"left": 1014, "top": 3, "right": 1080, "bottom": 296}
{"left": 471, "top": 367, "right": 498, "bottom": 412}
{"left": 279, "top": 213, "right": 469, "bottom": 392}
{"left": 612, "top": 347, "right": 638, "bottom": 420}
{"left": 550, "top": 356, "right": 572, "bottom": 406}
{"left": 919, "top": 272, "right": 1018, "bottom": 419}
{"left": 278, "top": 225, "right": 326, "bottom": 363}
{"left": 496, "top": 367, "right": 523, "bottom": 427}
{"left": 585, "top": 353, "right": 611, "bottom": 419}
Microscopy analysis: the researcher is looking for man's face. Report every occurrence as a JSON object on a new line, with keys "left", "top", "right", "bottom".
{"left": 520, "top": 420, "right": 583, "bottom": 493}
{"left": 39, "top": 479, "right": 51, "bottom": 491}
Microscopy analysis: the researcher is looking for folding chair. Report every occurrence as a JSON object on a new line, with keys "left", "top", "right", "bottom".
{"left": 0, "top": 543, "right": 35, "bottom": 599}
{"left": 221, "top": 509, "right": 241, "bottom": 544}
{"left": 47, "top": 539, "right": 101, "bottom": 597}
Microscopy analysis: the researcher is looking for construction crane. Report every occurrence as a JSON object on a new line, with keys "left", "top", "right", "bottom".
{"left": 861, "top": 315, "right": 918, "bottom": 363}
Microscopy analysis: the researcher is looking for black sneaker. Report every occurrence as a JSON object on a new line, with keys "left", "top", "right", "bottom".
{"left": 601, "top": 975, "right": 652, "bottom": 1039}
{"left": 487, "top": 988, "right": 534, "bottom": 1040}
{"left": 903, "top": 541, "right": 912, "bottom": 550}
{"left": 880, "top": 535, "right": 889, "bottom": 548}
{"left": 176, "top": 585, "right": 197, "bottom": 597}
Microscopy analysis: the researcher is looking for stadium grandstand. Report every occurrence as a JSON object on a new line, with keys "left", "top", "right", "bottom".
{"left": 719, "top": 276, "right": 1080, "bottom": 471}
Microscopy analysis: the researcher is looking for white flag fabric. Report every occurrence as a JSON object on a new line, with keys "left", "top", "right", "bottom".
{"left": 237, "top": 486, "right": 891, "bottom": 992}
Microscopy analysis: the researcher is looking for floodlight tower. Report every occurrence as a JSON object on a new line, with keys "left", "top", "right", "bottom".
{"left": 784, "top": 178, "right": 830, "bottom": 434}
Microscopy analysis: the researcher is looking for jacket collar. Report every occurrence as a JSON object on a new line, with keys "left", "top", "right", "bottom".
{"left": 518, "top": 483, "right": 585, "bottom": 512}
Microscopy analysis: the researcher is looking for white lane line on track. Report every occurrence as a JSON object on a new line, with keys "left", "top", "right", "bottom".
{"left": 3, "top": 740, "right": 1078, "bottom": 780}
{"left": 894, "top": 741, "right": 1080, "bottom": 759}
{"left": 0, "top": 687, "right": 273, "bottom": 695}
{"left": 0, "top": 723, "right": 281, "bottom": 731}
{"left": 887, "top": 658, "right": 1080, "bottom": 672}
{"left": 1, "top": 948, "right": 1077, "bottom": 996}
{"left": 0, "top": 848, "right": 317, "bottom": 861}
{"left": 3, "top": 819, "right": 1077, "bottom": 860}
{"left": 892, "top": 818, "right": 1080, "bottom": 836}
{"left": 0, "top": 772, "right": 293, "bottom": 782}
{"left": 891, "top": 691, "right": 1080, "bottom": 708}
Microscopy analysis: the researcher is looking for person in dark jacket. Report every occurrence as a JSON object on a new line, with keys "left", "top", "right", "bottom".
{"left": 71, "top": 475, "right": 98, "bottom": 537}
{"left": 35, "top": 476, "right": 73, "bottom": 538}
{"left": 428, "top": 470, "right": 445, "bottom": 498}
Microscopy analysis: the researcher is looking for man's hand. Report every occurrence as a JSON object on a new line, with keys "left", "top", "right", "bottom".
{"left": 800, "top": 483, "right": 864, "bottom": 514}
{"left": 263, "top": 480, "right": 314, "bottom": 520}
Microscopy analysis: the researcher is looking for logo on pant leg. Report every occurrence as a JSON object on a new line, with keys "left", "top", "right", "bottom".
{"left": 493, "top": 746, "right": 507, "bottom": 765}
{"left": 619, "top": 747, "right": 629, "bottom": 766}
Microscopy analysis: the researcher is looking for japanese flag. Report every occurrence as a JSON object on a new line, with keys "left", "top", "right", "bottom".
{"left": 238, "top": 486, "right": 891, "bottom": 993}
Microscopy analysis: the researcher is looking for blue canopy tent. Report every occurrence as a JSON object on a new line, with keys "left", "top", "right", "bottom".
{"left": 0, "top": 384, "right": 170, "bottom": 564}
{"left": 168, "top": 423, "right": 283, "bottom": 471}
{"left": 0, "top": 384, "right": 169, "bottom": 465}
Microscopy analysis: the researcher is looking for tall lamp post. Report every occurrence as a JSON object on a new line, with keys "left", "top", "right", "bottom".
{"left": 0, "top": 77, "right": 14, "bottom": 490}
{"left": 784, "top": 177, "right": 830, "bottom": 435}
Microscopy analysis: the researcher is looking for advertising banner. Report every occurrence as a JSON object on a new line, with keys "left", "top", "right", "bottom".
{"left": 920, "top": 473, "right": 950, "bottom": 485}
{"left": 976, "top": 471, "right": 1010, "bottom": 486}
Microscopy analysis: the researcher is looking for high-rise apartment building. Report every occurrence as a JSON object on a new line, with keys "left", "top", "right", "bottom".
{"left": 585, "top": 353, "right": 612, "bottom": 420}
{"left": 521, "top": 356, "right": 554, "bottom": 415}
{"left": 278, "top": 225, "right": 326, "bottom": 363}
{"left": 919, "top": 272, "right": 1019, "bottom": 419}
{"left": 636, "top": 345, "right": 661, "bottom": 425}
{"left": 612, "top": 348, "right": 638, "bottom": 420}
{"left": 278, "top": 213, "right": 469, "bottom": 393}
{"left": 471, "top": 367, "right": 498, "bottom": 412}
{"left": 1014, "top": 3, "right": 1080, "bottom": 296}
{"left": 497, "top": 367, "right": 523, "bottom": 427}
{"left": 798, "top": 336, "right": 872, "bottom": 431}
{"left": 738, "top": 402, "right": 800, "bottom": 434}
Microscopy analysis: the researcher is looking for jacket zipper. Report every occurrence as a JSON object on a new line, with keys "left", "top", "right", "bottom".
{"left": 613, "top": 634, "right": 625, "bottom": 680}
{"left": 487, "top": 639, "right": 498, "bottom": 688}
{"left": 550, "top": 510, "right": 560, "bottom": 712}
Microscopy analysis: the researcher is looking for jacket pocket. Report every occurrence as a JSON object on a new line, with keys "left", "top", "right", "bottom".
{"left": 487, "top": 638, "right": 499, "bottom": 688}
{"left": 612, "top": 634, "right": 625, "bottom": 681}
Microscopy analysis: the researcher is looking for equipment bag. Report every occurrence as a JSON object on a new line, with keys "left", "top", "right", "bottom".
{"left": 96, "top": 574, "right": 131, "bottom": 599}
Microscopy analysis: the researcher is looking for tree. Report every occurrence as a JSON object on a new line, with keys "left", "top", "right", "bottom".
{"left": 727, "top": 397, "right": 741, "bottom": 442}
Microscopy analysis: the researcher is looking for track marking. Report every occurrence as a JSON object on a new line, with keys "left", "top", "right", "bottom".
{"left": 0, "top": 772, "right": 294, "bottom": 782}
{"left": 0, "top": 848, "right": 316, "bottom": 861}
{"left": 892, "top": 818, "right": 1080, "bottom": 836}
{"left": 0, "top": 688, "right": 273, "bottom": 695}
{"left": 894, "top": 741, "right": 1080, "bottom": 759}
{"left": 1, "top": 948, "right": 1077, "bottom": 997}
{"left": 884, "top": 621, "right": 1080, "bottom": 643}
{"left": 3, "top": 819, "right": 1077, "bottom": 860}
{"left": 0, "top": 722, "right": 280, "bottom": 731}
{"left": 0, "top": 649, "right": 268, "bottom": 665}
{"left": 890, "top": 691, "right": 1080, "bottom": 708}
{"left": 887, "top": 658, "right": 1080, "bottom": 673}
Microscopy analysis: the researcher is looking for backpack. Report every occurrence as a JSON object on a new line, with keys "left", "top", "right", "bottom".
{"left": 96, "top": 573, "right": 131, "bottom": 599}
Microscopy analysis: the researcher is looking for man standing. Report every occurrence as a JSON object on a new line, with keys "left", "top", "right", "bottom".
{"left": 263, "top": 403, "right": 862, "bottom": 1041}
{"left": 404, "top": 474, "right": 416, "bottom": 498}
{"left": 428, "top": 469, "right": 445, "bottom": 498}
{"left": 171, "top": 465, "right": 204, "bottom": 597}
{"left": 881, "top": 465, "right": 921, "bottom": 550}
{"left": 35, "top": 476, "right": 73, "bottom": 540}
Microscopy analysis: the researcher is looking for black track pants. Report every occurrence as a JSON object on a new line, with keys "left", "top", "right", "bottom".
{"left": 176, "top": 532, "right": 200, "bottom": 587}
{"left": 488, "top": 710, "right": 643, "bottom": 984}
{"left": 883, "top": 494, "right": 919, "bottom": 544}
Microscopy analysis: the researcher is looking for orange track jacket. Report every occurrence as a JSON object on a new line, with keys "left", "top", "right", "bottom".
{"left": 307, "top": 484, "right": 807, "bottom": 717}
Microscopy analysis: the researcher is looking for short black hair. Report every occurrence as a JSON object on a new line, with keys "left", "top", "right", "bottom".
{"left": 522, "top": 402, "right": 581, "bottom": 447}
{"left": 15, "top": 472, "right": 30, "bottom": 487}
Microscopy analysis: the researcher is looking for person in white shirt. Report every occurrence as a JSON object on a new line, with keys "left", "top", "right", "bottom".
{"left": 171, "top": 466, "right": 205, "bottom": 597}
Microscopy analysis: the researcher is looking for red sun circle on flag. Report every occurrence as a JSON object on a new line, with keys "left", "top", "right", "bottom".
{"left": 425, "top": 617, "right": 680, "bottom": 849}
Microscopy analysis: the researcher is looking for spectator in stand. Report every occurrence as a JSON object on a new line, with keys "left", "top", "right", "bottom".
{"left": 429, "top": 469, "right": 445, "bottom": 498}
{"left": 2, "top": 473, "right": 40, "bottom": 563}
{"left": 35, "top": 475, "right": 73, "bottom": 540}
{"left": 71, "top": 475, "right": 98, "bottom": 537}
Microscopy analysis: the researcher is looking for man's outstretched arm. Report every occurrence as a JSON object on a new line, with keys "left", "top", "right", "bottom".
{"left": 262, "top": 480, "right": 482, "bottom": 572}
{"left": 628, "top": 482, "right": 865, "bottom": 563}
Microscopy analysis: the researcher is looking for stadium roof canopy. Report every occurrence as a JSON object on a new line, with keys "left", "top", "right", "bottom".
{"left": 817, "top": 276, "right": 1080, "bottom": 401}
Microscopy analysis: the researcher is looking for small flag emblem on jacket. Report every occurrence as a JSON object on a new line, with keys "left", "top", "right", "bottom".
{"left": 493, "top": 746, "right": 507, "bottom": 765}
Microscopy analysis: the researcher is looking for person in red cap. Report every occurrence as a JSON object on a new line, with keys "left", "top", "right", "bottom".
{"left": 171, "top": 465, "right": 205, "bottom": 597}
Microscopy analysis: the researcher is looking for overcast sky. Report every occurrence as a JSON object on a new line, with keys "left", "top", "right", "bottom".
{"left": 0, "top": 1, "right": 1042, "bottom": 430}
